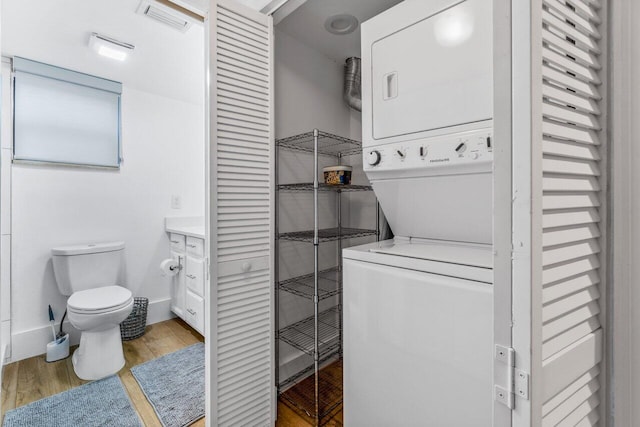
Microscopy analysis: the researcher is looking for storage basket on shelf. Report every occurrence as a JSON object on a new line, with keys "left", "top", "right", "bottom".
{"left": 120, "top": 297, "right": 148, "bottom": 341}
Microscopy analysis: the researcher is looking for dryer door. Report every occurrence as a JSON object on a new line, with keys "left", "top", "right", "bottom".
{"left": 371, "top": 0, "right": 492, "bottom": 141}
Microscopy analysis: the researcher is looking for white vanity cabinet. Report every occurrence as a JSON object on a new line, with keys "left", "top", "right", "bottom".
{"left": 166, "top": 228, "right": 206, "bottom": 335}
{"left": 169, "top": 233, "right": 186, "bottom": 318}
{"left": 185, "top": 236, "right": 206, "bottom": 333}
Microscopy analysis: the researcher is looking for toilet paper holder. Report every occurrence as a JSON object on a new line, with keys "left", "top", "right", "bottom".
{"left": 171, "top": 256, "right": 183, "bottom": 272}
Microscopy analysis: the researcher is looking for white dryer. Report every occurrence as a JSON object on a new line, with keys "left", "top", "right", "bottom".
{"left": 343, "top": 0, "right": 495, "bottom": 425}
{"left": 361, "top": 0, "right": 494, "bottom": 244}
{"left": 343, "top": 239, "right": 493, "bottom": 426}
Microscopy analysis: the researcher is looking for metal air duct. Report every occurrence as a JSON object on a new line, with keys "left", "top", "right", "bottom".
{"left": 343, "top": 57, "right": 362, "bottom": 112}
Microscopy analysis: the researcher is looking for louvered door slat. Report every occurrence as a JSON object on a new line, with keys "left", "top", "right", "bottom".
{"left": 575, "top": 410, "right": 600, "bottom": 427}
{"left": 545, "top": 0, "right": 601, "bottom": 38}
{"left": 543, "top": 65, "right": 601, "bottom": 100}
{"left": 543, "top": 270, "right": 600, "bottom": 303}
{"left": 542, "top": 366, "right": 600, "bottom": 416}
{"left": 543, "top": 193, "right": 600, "bottom": 210}
{"left": 543, "top": 83, "right": 600, "bottom": 115}
{"left": 542, "top": 302, "right": 600, "bottom": 341}
{"left": 543, "top": 208, "right": 600, "bottom": 228}
{"left": 538, "top": 1, "right": 604, "bottom": 424}
{"left": 542, "top": 10, "right": 600, "bottom": 53}
{"left": 218, "top": 80, "right": 269, "bottom": 101}
{"left": 542, "top": 286, "right": 600, "bottom": 322}
{"left": 542, "top": 157, "right": 600, "bottom": 176}
{"left": 542, "top": 138, "right": 601, "bottom": 160}
{"left": 212, "top": 1, "right": 274, "bottom": 425}
{"left": 542, "top": 317, "right": 600, "bottom": 359}
{"left": 542, "top": 256, "right": 600, "bottom": 286}
{"left": 542, "top": 379, "right": 600, "bottom": 426}
{"left": 543, "top": 120, "right": 600, "bottom": 145}
{"left": 542, "top": 224, "right": 600, "bottom": 247}
{"left": 543, "top": 48, "right": 600, "bottom": 84}
{"left": 563, "top": 0, "right": 600, "bottom": 23}
{"left": 543, "top": 29, "right": 600, "bottom": 69}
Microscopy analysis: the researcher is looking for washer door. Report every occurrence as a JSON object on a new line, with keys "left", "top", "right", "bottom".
{"left": 343, "top": 257, "right": 493, "bottom": 427}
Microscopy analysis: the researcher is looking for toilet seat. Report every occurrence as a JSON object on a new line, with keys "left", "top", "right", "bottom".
{"left": 68, "top": 286, "right": 133, "bottom": 315}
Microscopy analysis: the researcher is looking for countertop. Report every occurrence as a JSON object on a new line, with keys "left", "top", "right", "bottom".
{"left": 165, "top": 225, "right": 205, "bottom": 239}
{"left": 165, "top": 216, "right": 205, "bottom": 239}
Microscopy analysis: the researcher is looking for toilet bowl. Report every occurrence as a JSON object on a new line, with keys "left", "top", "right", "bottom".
{"left": 67, "top": 286, "right": 134, "bottom": 380}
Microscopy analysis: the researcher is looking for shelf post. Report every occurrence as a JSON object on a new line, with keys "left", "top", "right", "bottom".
{"left": 313, "top": 128, "right": 320, "bottom": 426}
{"left": 337, "top": 153, "right": 343, "bottom": 360}
{"left": 275, "top": 138, "right": 280, "bottom": 393}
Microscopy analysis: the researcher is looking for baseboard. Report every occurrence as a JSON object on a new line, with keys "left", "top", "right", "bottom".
{"left": 0, "top": 343, "right": 6, "bottom": 406}
{"left": 8, "top": 297, "right": 175, "bottom": 363}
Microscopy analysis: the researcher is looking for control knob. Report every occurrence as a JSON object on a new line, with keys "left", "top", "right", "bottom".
{"left": 367, "top": 150, "right": 382, "bottom": 166}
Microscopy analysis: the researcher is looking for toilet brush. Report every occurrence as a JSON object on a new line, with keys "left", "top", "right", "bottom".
{"left": 46, "top": 305, "right": 69, "bottom": 362}
{"left": 48, "top": 305, "right": 57, "bottom": 342}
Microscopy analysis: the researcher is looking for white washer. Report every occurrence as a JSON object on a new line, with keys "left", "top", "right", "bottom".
{"left": 343, "top": 238, "right": 493, "bottom": 427}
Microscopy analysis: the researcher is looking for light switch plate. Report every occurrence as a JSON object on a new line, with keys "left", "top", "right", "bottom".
{"left": 171, "top": 195, "right": 182, "bottom": 209}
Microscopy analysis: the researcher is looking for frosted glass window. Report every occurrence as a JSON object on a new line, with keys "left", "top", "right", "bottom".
{"left": 13, "top": 57, "right": 122, "bottom": 168}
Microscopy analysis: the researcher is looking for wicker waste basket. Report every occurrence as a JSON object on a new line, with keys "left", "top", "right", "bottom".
{"left": 120, "top": 297, "right": 149, "bottom": 341}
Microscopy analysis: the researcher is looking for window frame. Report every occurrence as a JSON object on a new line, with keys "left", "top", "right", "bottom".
{"left": 11, "top": 57, "right": 123, "bottom": 169}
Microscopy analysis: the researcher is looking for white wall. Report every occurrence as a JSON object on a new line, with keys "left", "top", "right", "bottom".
{"left": 0, "top": 0, "right": 205, "bottom": 363}
{"left": 7, "top": 85, "right": 204, "bottom": 362}
{"left": 274, "top": 28, "right": 377, "bottom": 380}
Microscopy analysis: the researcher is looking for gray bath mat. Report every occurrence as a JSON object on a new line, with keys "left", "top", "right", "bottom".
{"left": 2, "top": 375, "right": 141, "bottom": 427}
{"left": 131, "top": 343, "right": 205, "bottom": 427}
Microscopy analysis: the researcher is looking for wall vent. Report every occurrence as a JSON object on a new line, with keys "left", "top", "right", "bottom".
{"left": 137, "top": 1, "right": 193, "bottom": 32}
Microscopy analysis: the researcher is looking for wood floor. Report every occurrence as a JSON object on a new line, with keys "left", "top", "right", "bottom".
{"left": 1, "top": 318, "right": 205, "bottom": 427}
{"left": 2, "top": 318, "right": 344, "bottom": 427}
{"left": 275, "top": 361, "right": 344, "bottom": 427}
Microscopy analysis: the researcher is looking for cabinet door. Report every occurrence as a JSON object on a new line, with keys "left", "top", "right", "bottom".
{"left": 170, "top": 251, "right": 185, "bottom": 317}
{"left": 169, "top": 233, "right": 186, "bottom": 253}
{"left": 210, "top": 1, "right": 274, "bottom": 425}
{"left": 186, "top": 256, "right": 205, "bottom": 297}
{"left": 186, "top": 236, "right": 205, "bottom": 258}
{"left": 185, "top": 290, "right": 205, "bottom": 334}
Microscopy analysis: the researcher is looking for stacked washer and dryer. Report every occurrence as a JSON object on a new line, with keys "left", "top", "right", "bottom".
{"left": 343, "top": 0, "right": 495, "bottom": 425}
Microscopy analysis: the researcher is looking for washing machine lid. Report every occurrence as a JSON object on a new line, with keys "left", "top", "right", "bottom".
{"left": 68, "top": 286, "right": 132, "bottom": 313}
{"left": 343, "top": 238, "right": 492, "bottom": 283}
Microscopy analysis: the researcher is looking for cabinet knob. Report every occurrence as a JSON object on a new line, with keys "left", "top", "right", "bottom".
{"left": 241, "top": 262, "right": 252, "bottom": 273}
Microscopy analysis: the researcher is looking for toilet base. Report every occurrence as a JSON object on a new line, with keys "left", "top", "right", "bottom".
{"left": 72, "top": 325, "right": 125, "bottom": 381}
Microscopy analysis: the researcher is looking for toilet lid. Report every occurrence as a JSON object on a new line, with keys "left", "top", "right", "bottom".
{"left": 68, "top": 286, "right": 133, "bottom": 314}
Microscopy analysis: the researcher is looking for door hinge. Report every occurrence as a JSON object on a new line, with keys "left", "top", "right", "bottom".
{"left": 494, "top": 345, "right": 529, "bottom": 410}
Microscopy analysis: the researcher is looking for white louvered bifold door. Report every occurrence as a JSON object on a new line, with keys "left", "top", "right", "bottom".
{"left": 523, "top": 0, "right": 606, "bottom": 426}
{"left": 209, "top": 1, "right": 274, "bottom": 426}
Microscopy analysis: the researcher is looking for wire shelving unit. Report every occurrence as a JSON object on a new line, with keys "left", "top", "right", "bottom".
{"left": 275, "top": 129, "right": 378, "bottom": 425}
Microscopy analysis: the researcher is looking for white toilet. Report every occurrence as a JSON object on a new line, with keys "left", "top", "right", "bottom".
{"left": 51, "top": 241, "right": 134, "bottom": 380}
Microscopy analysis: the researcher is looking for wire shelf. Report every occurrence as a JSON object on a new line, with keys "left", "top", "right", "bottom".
{"left": 279, "top": 227, "right": 377, "bottom": 243}
{"left": 279, "top": 359, "right": 343, "bottom": 424}
{"left": 279, "top": 307, "right": 341, "bottom": 358}
{"left": 278, "top": 183, "right": 373, "bottom": 192}
{"left": 278, "top": 351, "right": 341, "bottom": 391}
{"left": 278, "top": 268, "right": 342, "bottom": 300}
{"left": 276, "top": 130, "right": 362, "bottom": 157}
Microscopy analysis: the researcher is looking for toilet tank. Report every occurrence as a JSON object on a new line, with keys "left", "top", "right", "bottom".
{"left": 51, "top": 242, "right": 125, "bottom": 296}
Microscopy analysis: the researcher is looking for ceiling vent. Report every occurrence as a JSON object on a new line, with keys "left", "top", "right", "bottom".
{"left": 137, "top": 1, "right": 194, "bottom": 32}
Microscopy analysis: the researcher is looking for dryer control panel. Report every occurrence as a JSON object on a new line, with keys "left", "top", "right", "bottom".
{"left": 363, "top": 128, "right": 493, "bottom": 175}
